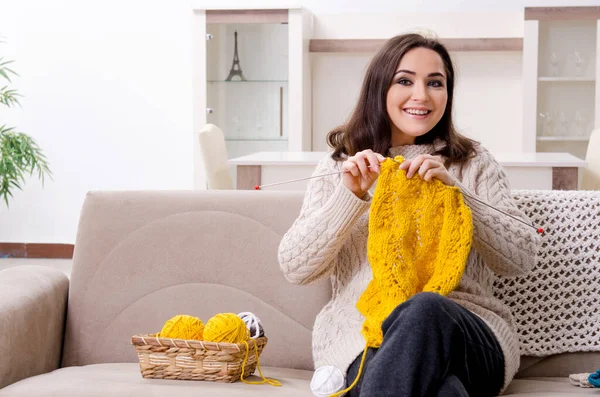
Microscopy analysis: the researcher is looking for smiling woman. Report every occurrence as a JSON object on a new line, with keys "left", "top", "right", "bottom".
{"left": 278, "top": 32, "right": 541, "bottom": 397}
{"left": 326, "top": 33, "right": 478, "bottom": 198}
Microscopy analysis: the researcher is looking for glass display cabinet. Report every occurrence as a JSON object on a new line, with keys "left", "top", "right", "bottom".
{"left": 194, "top": 8, "right": 312, "bottom": 161}
{"left": 522, "top": 6, "right": 600, "bottom": 158}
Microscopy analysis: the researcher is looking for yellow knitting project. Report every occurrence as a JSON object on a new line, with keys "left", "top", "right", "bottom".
{"left": 356, "top": 156, "right": 473, "bottom": 348}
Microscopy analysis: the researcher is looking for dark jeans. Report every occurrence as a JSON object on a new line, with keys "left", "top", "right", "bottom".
{"left": 346, "top": 292, "right": 505, "bottom": 397}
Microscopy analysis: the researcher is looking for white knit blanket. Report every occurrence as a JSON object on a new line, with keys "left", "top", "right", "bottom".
{"left": 493, "top": 190, "right": 600, "bottom": 356}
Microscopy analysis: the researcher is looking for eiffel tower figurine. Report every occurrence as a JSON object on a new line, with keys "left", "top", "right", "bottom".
{"left": 225, "top": 31, "right": 247, "bottom": 81}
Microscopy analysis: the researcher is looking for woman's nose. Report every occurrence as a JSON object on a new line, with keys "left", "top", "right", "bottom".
{"left": 411, "top": 81, "right": 429, "bottom": 102}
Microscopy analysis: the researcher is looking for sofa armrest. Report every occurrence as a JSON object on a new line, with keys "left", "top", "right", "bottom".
{"left": 0, "top": 265, "right": 69, "bottom": 389}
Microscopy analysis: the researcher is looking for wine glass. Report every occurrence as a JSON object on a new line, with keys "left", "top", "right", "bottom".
{"left": 550, "top": 52, "right": 560, "bottom": 77}
{"left": 558, "top": 112, "right": 569, "bottom": 137}
{"left": 231, "top": 115, "right": 241, "bottom": 138}
{"left": 539, "top": 112, "right": 554, "bottom": 137}
{"left": 573, "top": 111, "right": 589, "bottom": 137}
{"left": 573, "top": 52, "right": 585, "bottom": 77}
{"left": 255, "top": 115, "right": 264, "bottom": 139}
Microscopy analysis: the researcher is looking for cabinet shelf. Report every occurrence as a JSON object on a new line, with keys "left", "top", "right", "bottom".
{"left": 225, "top": 137, "right": 288, "bottom": 142}
{"left": 537, "top": 136, "right": 589, "bottom": 141}
{"left": 309, "top": 38, "right": 523, "bottom": 53}
{"left": 538, "top": 77, "right": 595, "bottom": 82}
{"left": 523, "top": 8, "right": 598, "bottom": 158}
{"left": 208, "top": 80, "right": 288, "bottom": 83}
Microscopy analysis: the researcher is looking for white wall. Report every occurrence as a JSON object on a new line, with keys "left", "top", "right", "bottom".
{"left": 199, "top": 0, "right": 600, "bottom": 13}
{"left": 0, "top": 0, "right": 194, "bottom": 243}
{"left": 1, "top": 0, "right": 598, "bottom": 243}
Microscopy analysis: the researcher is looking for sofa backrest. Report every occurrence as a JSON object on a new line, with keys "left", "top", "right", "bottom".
{"left": 62, "top": 189, "right": 600, "bottom": 376}
{"left": 61, "top": 190, "right": 330, "bottom": 370}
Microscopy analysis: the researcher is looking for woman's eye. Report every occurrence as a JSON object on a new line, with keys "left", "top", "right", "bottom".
{"left": 428, "top": 80, "right": 443, "bottom": 87}
{"left": 397, "top": 79, "right": 412, "bottom": 86}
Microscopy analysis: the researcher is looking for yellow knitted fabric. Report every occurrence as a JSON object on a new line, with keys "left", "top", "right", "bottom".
{"left": 356, "top": 156, "right": 473, "bottom": 348}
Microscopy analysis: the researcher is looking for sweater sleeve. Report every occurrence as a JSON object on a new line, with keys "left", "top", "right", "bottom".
{"left": 453, "top": 147, "right": 541, "bottom": 277}
{"left": 278, "top": 153, "right": 372, "bottom": 285}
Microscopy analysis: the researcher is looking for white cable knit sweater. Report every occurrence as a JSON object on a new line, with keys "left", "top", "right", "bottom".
{"left": 277, "top": 142, "right": 541, "bottom": 392}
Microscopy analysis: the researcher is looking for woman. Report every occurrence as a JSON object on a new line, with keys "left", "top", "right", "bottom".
{"left": 277, "top": 33, "right": 540, "bottom": 397}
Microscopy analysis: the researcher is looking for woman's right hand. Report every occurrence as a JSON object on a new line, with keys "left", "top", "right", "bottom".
{"left": 342, "top": 149, "right": 386, "bottom": 198}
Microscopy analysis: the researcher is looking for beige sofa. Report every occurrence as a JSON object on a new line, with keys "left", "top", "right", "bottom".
{"left": 1, "top": 189, "right": 599, "bottom": 396}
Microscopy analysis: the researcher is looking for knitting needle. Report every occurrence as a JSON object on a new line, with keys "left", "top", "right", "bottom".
{"left": 254, "top": 158, "right": 402, "bottom": 190}
{"left": 254, "top": 169, "right": 356, "bottom": 189}
{"left": 254, "top": 160, "right": 544, "bottom": 234}
{"left": 459, "top": 191, "right": 544, "bottom": 234}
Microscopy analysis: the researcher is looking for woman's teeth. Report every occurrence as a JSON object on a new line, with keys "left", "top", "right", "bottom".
{"left": 405, "top": 109, "right": 430, "bottom": 115}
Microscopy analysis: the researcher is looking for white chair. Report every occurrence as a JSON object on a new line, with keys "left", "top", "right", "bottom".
{"left": 198, "top": 124, "right": 234, "bottom": 190}
{"left": 581, "top": 128, "right": 600, "bottom": 190}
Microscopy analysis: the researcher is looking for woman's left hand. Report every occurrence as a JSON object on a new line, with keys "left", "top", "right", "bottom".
{"left": 399, "top": 154, "right": 455, "bottom": 186}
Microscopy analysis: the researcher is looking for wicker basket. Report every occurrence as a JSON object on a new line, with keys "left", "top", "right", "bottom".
{"left": 131, "top": 334, "right": 268, "bottom": 382}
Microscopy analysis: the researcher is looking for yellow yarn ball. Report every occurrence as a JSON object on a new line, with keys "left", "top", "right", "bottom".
{"left": 159, "top": 315, "right": 204, "bottom": 341}
{"left": 203, "top": 313, "right": 250, "bottom": 343}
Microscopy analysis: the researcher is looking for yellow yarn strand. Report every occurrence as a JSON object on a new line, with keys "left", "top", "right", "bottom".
{"left": 356, "top": 156, "right": 473, "bottom": 349}
{"left": 159, "top": 315, "right": 204, "bottom": 340}
{"left": 240, "top": 339, "right": 282, "bottom": 387}
{"left": 329, "top": 344, "right": 369, "bottom": 397}
{"left": 203, "top": 313, "right": 280, "bottom": 387}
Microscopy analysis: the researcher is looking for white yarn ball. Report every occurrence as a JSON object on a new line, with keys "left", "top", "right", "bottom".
{"left": 310, "top": 366, "right": 346, "bottom": 397}
{"left": 237, "top": 311, "right": 265, "bottom": 339}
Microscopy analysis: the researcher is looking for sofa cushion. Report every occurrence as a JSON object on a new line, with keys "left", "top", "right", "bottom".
{"left": 503, "top": 377, "right": 600, "bottom": 395}
{"left": 517, "top": 353, "right": 600, "bottom": 378}
{"left": 1, "top": 363, "right": 596, "bottom": 397}
{"left": 494, "top": 190, "right": 600, "bottom": 357}
{"left": 0, "top": 363, "right": 314, "bottom": 397}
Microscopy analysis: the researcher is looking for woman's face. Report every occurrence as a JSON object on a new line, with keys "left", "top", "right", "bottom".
{"left": 386, "top": 47, "right": 448, "bottom": 146}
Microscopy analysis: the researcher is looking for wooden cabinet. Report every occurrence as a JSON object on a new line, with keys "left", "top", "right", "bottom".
{"left": 193, "top": 7, "right": 312, "bottom": 188}
{"left": 522, "top": 6, "right": 600, "bottom": 158}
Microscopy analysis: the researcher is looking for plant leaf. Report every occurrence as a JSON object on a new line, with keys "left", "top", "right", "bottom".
{"left": 0, "top": 55, "right": 52, "bottom": 207}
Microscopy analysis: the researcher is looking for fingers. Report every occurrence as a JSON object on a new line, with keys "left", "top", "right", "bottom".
{"left": 424, "top": 167, "right": 454, "bottom": 186}
{"left": 423, "top": 166, "right": 440, "bottom": 182}
{"left": 342, "top": 161, "right": 360, "bottom": 177}
{"left": 399, "top": 157, "right": 419, "bottom": 177}
{"left": 349, "top": 150, "right": 383, "bottom": 177}
{"left": 400, "top": 154, "right": 438, "bottom": 179}
{"left": 365, "top": 151, "right": 384, "bottom": 173}
{"left": 355, "top": 153, "right": 370, "bottom": 179}
{"left": 342, "top": 150, "right": 384, "bottom": 178}
{"left": 399, "top": 154, "right": 450, "bottom": 184}
{"left": 418, "top": 159, "right": 440, "bottom": 180}
{"left": 342, "top": 150, "right": 387, "bottom": 197}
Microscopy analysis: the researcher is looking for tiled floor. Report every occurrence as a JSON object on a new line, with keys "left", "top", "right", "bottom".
{"left": 0, "top": 258, "right": 72, "bottom": 278}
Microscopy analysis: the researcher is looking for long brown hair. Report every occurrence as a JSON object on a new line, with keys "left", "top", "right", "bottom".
{"left": 327, "top": 33, "right": 477, "bottom": 164}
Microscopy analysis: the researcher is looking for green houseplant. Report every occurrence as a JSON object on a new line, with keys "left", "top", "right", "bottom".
{"left": 0, "top": 39, "right": 51, "bottom": 207}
